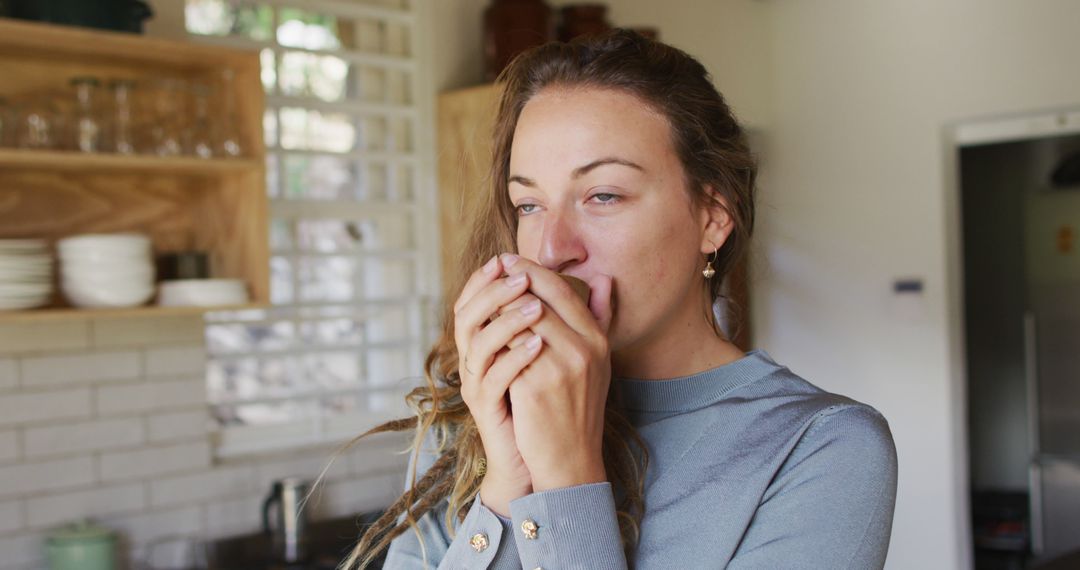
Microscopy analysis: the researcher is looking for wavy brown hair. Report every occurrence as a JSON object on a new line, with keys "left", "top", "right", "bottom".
{"left": 334, "top": 28, "right": 757, "bottom": 569}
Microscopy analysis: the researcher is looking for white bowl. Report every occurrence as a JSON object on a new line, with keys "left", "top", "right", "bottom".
{"left": 62, "top": 263, "right": 153, "bottom": 281}
{"left": 158, "top": 279, "right": 248, "bottom": 307}
{"left": 57, "top": 233, "right": 150, "bottom": 257}
{"left": 62, "top": 274, "right": 154, "bottom": 293}
{"left": 59, "top": 250, "right": 149, "bottom": 265}
{"left": 62, "top": 281, "right": 155, "bottom": 308}
{"left": 61, "top": 260, "right": 153, "bottom": 279}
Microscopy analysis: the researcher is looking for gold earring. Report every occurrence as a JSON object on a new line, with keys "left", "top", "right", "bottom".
{"left": 476, "top": 457, "right": 487, "bottom": 477}
{"left": 702, "top": 244, "right": 717, "bottom": 279}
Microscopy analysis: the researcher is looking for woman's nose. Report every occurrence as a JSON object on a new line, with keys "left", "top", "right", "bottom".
{"left": 536, "top": 210, "right": 587, "bottom": 272}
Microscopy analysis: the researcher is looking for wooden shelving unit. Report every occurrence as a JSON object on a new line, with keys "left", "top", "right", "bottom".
{"left": 0, "top": 303, "right": 264, "bottom": 324}
{"left": 0, "top": 19, "right": 269, "bottom": 323}
{"left": 0, "top": 149, "right": 262, "bottom": 174}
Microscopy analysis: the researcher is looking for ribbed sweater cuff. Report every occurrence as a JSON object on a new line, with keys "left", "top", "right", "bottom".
{"left": 442, "top": 493, "right": 511, "bottom": 567}
{"left": 508, "top": 481, "right": 627, "bottom": 569}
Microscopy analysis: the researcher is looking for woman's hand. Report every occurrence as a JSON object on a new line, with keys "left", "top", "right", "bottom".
{"left": 499, "top": 253, "right": 615, "bottom": 492}
{"left": 453, "top": 255, "right": 544, "bottom": 516}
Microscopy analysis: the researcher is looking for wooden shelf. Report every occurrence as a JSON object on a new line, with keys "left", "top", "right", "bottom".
{"left": 0, "top": 303, "right": 270, "bottom": 324}
{"left": 0, "top": 18, "right": 260, "bottom": 69}
{"left": 0, "top": 149, "right": 262, "bottom": 174}
{"left": 0, "top": 19, "right": 269, "bottom": 323}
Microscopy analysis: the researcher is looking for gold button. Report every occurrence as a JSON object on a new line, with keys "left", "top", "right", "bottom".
{"left": 521, "top": 518, "right": 538, "bottom": 540}
{"left": 470, "top": 532, "right": 489, "bottom": 552}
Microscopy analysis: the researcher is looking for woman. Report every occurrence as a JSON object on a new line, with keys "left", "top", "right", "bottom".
{"left": 340, "top": 29, "right": 898, "bottom": 569}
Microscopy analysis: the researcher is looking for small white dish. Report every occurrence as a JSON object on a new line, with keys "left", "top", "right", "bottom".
{"left": 158, "top": 279, "right": 248, "bottom": 307}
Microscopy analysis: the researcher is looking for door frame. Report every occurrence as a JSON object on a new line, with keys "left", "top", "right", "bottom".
{"left": 942, "top": 105, "right": 1080, "bottom": 568}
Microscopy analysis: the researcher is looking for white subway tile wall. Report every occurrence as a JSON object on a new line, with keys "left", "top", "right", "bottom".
{"left": 0, "top": 322, "right": 91, "bottom": 354}
{"left": 98, "top": 441, "right": 213, "bottom": 482}
{"left": 0, "top": 431, "right": 17, "bottom": 463}
{"left": 0, "top": 388, "right": 92, "bottom": 427}
{"left": 0, "top": 501, "right": 22, "bottom": 534}
{"left": 26, "top": 483, "right": 145, "bottom": 528}
{"left": 0, "top": 457, "right": 96, "bottom": 498}
{"left": 146, "top": 409, "right": 209, "bottom": 443}
{"left": 20, "top": 350, "right": 141, "bottom": 387}
{"left": 0, "top": 534, "right": 39, "bottom": 570}
{"left": 144, "top": 345, "right": 208, "bottom": 378}
{"left": 95, "top": 378, "right": 207, "bottom": 415}
{"left": 0, "top": 359, "right": 16, "bottom": 390}
{"left": 22, "top": 417, "right": 145, "bottom": 458}
{"left": 0, "top": 315, "right": 409, "bottom": 569}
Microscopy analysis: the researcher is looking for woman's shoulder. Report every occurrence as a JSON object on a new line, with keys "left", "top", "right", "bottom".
{"left": 763, "top": 369, "right": 897, "bottom": 482}
{"left": 725, "top": 352, "right": 896, "bottom": 464}
{"left": 743, "top": 351, "right": 891, "bottom": 423}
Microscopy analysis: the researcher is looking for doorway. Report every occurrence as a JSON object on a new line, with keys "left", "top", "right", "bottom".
{"left": 949, "top": 108, "right": 1080, "bottom": 570}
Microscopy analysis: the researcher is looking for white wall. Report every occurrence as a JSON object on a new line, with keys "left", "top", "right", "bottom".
{"left": 758, "top": 1, "right": 1080, "bottom": 568}
{"left": 549, "top": 0, "right": 773, "bottom": 129}
{"left": 431, "top": 0, "right": 773, "bottom": 128}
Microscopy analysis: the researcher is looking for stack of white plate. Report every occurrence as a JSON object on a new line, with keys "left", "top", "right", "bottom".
{"left": 158, "top": 278, "right": 248, "bottom": 307}
{"left": 0, "top": 239, "right": 53, "bottom": 310}
{"left": 58, "top": 233, "right": 156, "bottom": 308}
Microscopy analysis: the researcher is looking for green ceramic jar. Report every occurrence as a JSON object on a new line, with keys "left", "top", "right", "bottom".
{"left": 45, "top": 520, "right": 116, "bottom": 570}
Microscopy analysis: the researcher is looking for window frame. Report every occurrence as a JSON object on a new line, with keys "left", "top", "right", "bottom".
{"left": 184, "top": 0, "right": 441, "bottom": 459}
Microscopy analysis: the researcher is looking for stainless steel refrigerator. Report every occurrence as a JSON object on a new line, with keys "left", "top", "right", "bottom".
{"left": 1026, "top": 280, "right": 1080, "bottom": 560}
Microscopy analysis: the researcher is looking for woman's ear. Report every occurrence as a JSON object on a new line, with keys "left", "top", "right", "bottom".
{"left": 698, "top": 185, "right": 734, "bottom": 254}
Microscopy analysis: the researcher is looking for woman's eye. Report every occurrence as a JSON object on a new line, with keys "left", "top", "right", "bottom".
{"left": 515, "top": 203, "right": 538, "bottom": 215}
{"left": 590, "top": 192, "right": 620, "bottom": 204}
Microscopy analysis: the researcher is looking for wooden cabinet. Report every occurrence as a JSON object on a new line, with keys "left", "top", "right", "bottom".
{"left": 435, "top": 83, "right": 751, "bottom": 349}
{"left": 436, "top": 83, "right": 503, "bottom": 297}
{"left": 0, "top": 19, "right": 268, "bottom": 323}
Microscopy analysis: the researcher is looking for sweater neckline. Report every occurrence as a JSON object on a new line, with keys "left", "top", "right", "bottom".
{"left": 612, "top": 349, "right": 784, "bottom": 413}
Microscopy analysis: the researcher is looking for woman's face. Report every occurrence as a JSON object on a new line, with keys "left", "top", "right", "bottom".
{"left": 508, "top": 86, "right": 724, "bottom": 353}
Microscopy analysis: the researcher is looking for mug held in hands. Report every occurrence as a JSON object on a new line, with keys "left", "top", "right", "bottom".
{"left": 488, "top": 272, "right": 590, "bottom": 323}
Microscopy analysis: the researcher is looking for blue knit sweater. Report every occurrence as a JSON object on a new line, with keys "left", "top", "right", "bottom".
{"left": 383, "top": 348, "right": 898, "bottom": 569}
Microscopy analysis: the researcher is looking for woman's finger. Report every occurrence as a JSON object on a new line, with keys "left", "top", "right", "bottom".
{"left": 455, "top": 274, "right": 531, "bottom": 383}
{"left": 484, "top": 333, "right": 543, "bottom": 397}
{"left": 454, "top": 273, "right": 530, "bottom": 349}
{"left": 506, "top": 329, "right": 534, "bottom": 350}
{"left": 516, "top": 304, "right": 584, "bottom": 363}
{"left": 453, "top": 255, "right": 501, "bottom": 316}
{"left": 468, "top": 298, "right": 543, "bottom": 381}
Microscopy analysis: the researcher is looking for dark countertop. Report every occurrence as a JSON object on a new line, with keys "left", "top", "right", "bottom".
{"left": 205, "top": 510, "right": 388, "bottom": 570}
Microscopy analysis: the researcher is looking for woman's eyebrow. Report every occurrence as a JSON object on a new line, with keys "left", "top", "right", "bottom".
{"left": 508, "top": 157, "right": 645, "bottom": 187}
